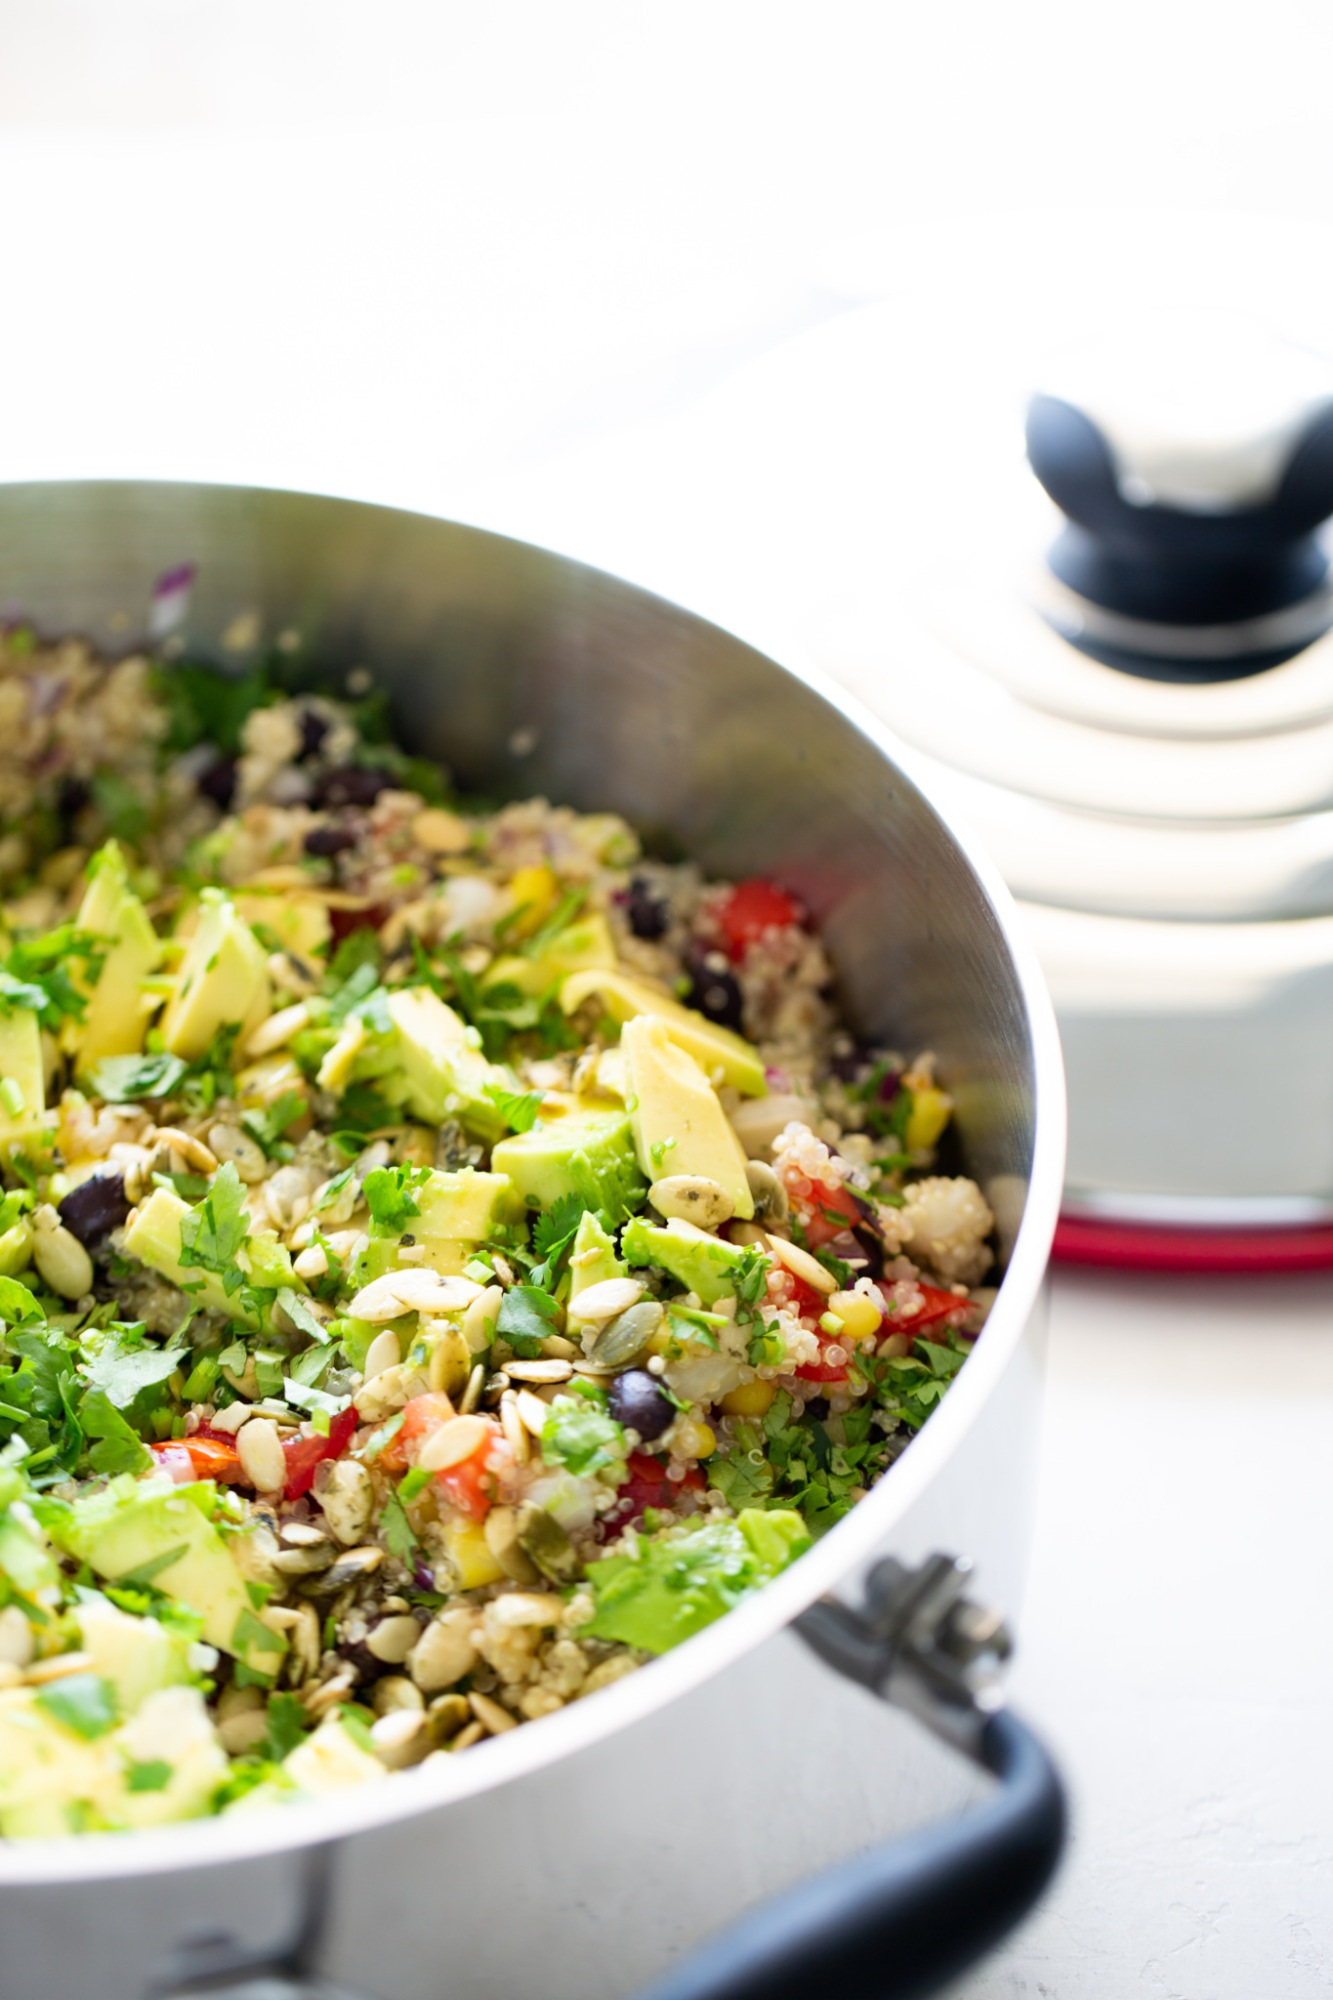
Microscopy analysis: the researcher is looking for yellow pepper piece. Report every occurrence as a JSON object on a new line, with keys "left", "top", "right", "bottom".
{"left": 905, "top": 1086, "right": 952, "bottom": 1153}
{"left": 445, "top": 1518, "right": 505, "bottom": 1590}
{"left": 505, "top": 865, "right": 560, "bottom": 940}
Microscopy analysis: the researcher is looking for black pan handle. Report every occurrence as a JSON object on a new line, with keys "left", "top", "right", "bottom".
{"left": 636, "top": 1554, "right": 1067, "bottom": 2000}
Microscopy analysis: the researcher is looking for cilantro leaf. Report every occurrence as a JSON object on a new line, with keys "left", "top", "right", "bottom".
{"left": 531, "top": 1193, "right": 588, "bottom": 1264}
{"left": 34, "top": 1671, "right": 118, "bottom": 1740}
{"left": 482, "top": 1084, "right": 543, "bottom": 1134}
{"left": 82, "top": 1330, "right": 179, "bottom": 1410}
{"left": 79, "top": 1390, "right": 153, "bottom": 1476}
{"left": 277, "top": 1288, "right": 328, "bottom": 1344}
{"left": 265, "top": 1691, "right": 310, "bottom": 1762}
{"left": 86, "top": 1052, "right": 187, "bottom": 1103}
{"left": 495, "top": 1284, "right": 559, "bottom": 1358}
{"left": 125, "top": 1759, "right": 173, "bottom": 1793}
{"left": 2, "top": 926, "right": 105, "bottom": 1031}
{"left": 0, "top": 1277, "right": 43, "bottom": 1325}
{"left": 178, "top": 1163, "right": 251, "bottom": 1298}
{"left": 363, "top": 1165, "right": 431, "bottom": 1235}
{"left": 541, "top": 1395, "right": 625, "bottom": 1477}
{"left": 379, "top": 1487, "right": 418, "bottom": 1560}
{"left": 314, "top": 1167, "right": 356, "bottom": 1212}
{"left": 241, "top": 1091, "right": 306, "bottom": 1160}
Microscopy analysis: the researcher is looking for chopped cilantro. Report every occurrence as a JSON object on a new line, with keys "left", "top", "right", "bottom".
{"left": 541, "top": 1394, "right": 625, "bottom": 1477}
{"left": 264, "top": 1691, "right": 310, "bottom": 1762}
{"left": 379, "top": 1487, "right": 418, "bottom": 1560}
{"left": 363, "top": 1164, "right": 432, "bottom": 1235}
{"left": 178, "top": 1163, "right": 251, "bottom": 1298}
{"left": 34, "top": 1671, "right": 118, "bottom": 1740}
{"left": 398, "top": 1465, "right": 432, "bottom": 1504}
{"left": 482, "top": 1084, "right": 544, "bottom": 1134}
{"left": 495, "top": 1284, "right": 560, "bottom": 1358}
{"left": 125, "top": 1759, "right": 173, "bottom": 1793}
{"left": 85, "top": 1052, "right": 187, "bottom": 1102}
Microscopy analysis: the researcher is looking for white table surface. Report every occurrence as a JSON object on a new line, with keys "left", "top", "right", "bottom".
{"left": 3, "top": 8, "right": 1333, "bottom": 1991}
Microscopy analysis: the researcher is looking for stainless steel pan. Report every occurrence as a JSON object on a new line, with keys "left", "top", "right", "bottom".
{"left": 0, "top": 483, "right": 1066, "bottom": 2000}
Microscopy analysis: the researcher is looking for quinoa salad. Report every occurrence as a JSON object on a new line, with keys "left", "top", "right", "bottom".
{"left": 0, "top": 630, "right": 997, "bottom": 1836}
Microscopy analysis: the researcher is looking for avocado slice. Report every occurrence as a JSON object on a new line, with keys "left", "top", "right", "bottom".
{"left": 622, "top": 1015, "right": 753, "bottom": 1219}
{"left": 0, "top": 1006, "right": 46, "bottom": 1155}
{"left": 160, "top": 888, "right": 271, "bottom": 1061}
{"left": 72, "top": 841, "right": 164, "bottom": 1065}
{"left": 53, "top": 1477, "right": 281, "bottom": 1675}
{"left": 378, "top": 988, "right": 511, "bottom": 1145}
{"left": 234, "top": 890, "right": 331, "bottom": 962}
{"left": 75, "top": 1595, "right": 193, "bottom": 1714}
{"left": 621, "top": 1213, "right": 767, "bottom": 1306}
{"left": 492, "top": 1099, "right": 646, "bottom": 1220}
{"left": 567, "top": 1210, "right": 624, "bottom": 1299}
{"left": 354, "top": 1167, "right": 514, "bottom": 1286}
{"left": 584, "top": 1509, "right": 810, "bottom": 1654}
{"left": 122, "top": 1187, "right": 238, "bottom": 1318}
{"left": 559, "top": 967, "right": 767, "bottom": 1097}
{"left": 482, "top": 911, "right": 616, "bottom": 1000}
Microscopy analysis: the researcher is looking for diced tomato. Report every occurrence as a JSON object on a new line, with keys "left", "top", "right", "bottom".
{"left": 282, "top": 1406, "right": 359, "bottom": 1501}
{"left": 879, "top": 1281, "right": 971, "bottom": 1337}
{"left": 781, "top": 1273, "right": 829, "bottom": 1321}
{"left": 379, "top": 1392, "right": 455, "bottom": 1476}
{"left": 156, "top": 1431, "right": 246, "bottom": 1484}
{"left": 606, "top": 1448, "right": 705, "bottom": 1527}
{"left": 794, "top": 1358, "right": 850, "bottom": 1383}
{"left": 715, "top": 878, "right": 800, "bottom": 962}
{"left": 148, "top": 1442, "right": 202, "bottom": 1485}
{"left": 434, "top": 1428, "right": 512, "bottom": 1522}
{"left": 801, "top": 1184, "right": 863, "bottom": 1248}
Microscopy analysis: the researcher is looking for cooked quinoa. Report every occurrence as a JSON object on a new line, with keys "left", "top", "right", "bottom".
{"left": 0, "top": 630, "right": 997, "bottom": 1834}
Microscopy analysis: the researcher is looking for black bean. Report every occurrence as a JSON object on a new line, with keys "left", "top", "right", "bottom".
{"left": 303, "top": 821, "right": 358, "bottom": 858}
{"left": 297, "top": 708, "right": 329, "bottom": 760}
{"left": 626, "top": 876, "right": 670, "bottom": 940}
{"left": 197, "top": 754, "right": 238, "bottom": 810}
{"left": 607, "top": 1369, "right": 675, "bottom": 1443}
{"left": 57, "top": 775, "right": 90, "bottom": 830}
{"left": 803, "top": 1397, "right": 831, "bottom": 1422}
{"left": 58, "top": 1170, "right": 131, "bottom": 1247}
{"left": 851, "top": 1225, "right": 884, "bottom": 1280}
{"left": 316, "top": 766, "right": 391, "bottom": 809}
{"left": 683, "top": 945, "right": 744, "bottom": 1032}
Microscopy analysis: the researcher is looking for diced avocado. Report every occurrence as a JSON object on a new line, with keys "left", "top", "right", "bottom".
{"left": 281, "top": 1713, "right": 387, "bottom": 1796}
{"left": 584, "top": 1509, "right": 810, "bottom": 1654}
{"left": 0, "top": 1217, "right": 33, "bottom": 1276}
{"left": 492, "top": 1099, "right": 646, "bottom": 1221}
{"left": 482, "top": 911, "right": 616, "bottom": 1000}
{"left": 53, "top": 1477, "right": 279, "bottom": 1675}
{"left": 0, "top": 1006, "right": 46, "bottom": 1153}
{"left": 622, "top": 1016, "right": 753, "bottom": 1219}
{"left": 560, "top": 967, "right": 767, "bottom": 1097}
{"left": 621, "top": 1214, "right": 767, "bottom": 1307}
{"left": 160, "top": 888, "right": 271, "bottom": 1061}
{"left": 122, "top": 1187, "right": 235, "bottom": 1316}
{"left": 234, "top": 891, "right": 331, "bottom": 961}
{"left": 352, "top": 1236, "right": 471, "bottom": 1286}
{"left": 412, "top": 1169, "right": 515, "bottom": 1241}
{"left": 72, "top": 841, "right": 164, "bottom": 1065}
{"left": 0, "top": 1690, "right": 120, "bottom": 1838}
{"left": 567, "top": 1210, "right": 624, "bottom": 1299}
{"left": 75, "top": 1596, "right": 192, "bottom": 1714}
{"left": 378, "top": 988, "right": 511, "bottom": 1144}
{"left": 115, "top": 1684, "right": 230, "bottom": 1829}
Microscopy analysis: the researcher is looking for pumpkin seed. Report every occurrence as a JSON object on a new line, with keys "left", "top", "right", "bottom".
{"left": 588, "top": 1300, "right": 664, "bottom": 1370}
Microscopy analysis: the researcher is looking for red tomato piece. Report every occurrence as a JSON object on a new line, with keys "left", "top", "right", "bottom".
{"left": 282, "top": 1406, "right": 358, "bottom": 1501}
{"left": 715, "top": 878, "right": 800, "bottom": 962}
{"left": 434, "top": 1428, "right": 512, "bottom": 1522}
{"left": 794, "top": 1359, "right": 850, "bottom": 1383}
{"left": 880, "top": 1281, "right": 971, "bottom": 1336}
{"left": 166, "top": 1431, "right": 247, "bottom": 1484}
{"left": 801, "top": 1184, "right": 863, "bottom": 1248}
{"left": 606, "top": 1449, "right": 705, "bottom": 1527}
{"left": 377, "top": 1392, "right": 455, "bottom": 1475}
{"left": 148, "top": 1442, "right": 201, "bottom": 1485}
{"left": 782, "top": 1273, "right": 829, "bottom": 1321}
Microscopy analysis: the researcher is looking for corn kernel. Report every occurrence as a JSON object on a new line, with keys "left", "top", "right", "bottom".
{"left": 828, "top": 1290, "right": 885, "bottom": 1342}
{"left": 673, "top": 1419, "right": 717, "bottom": 1460}
{"left": 905, "top": 1086, "right": 952, "bottom": 1153}
{"left": 506, "top": 865, "right": 560, "bottom": 938}
{"left": 718, "top": 1379, "right": 777, "bottom": 1418}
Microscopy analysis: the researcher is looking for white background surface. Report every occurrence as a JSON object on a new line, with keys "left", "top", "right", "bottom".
{"left": 3, "top": 4, "right": 1333, "bottom": 1992}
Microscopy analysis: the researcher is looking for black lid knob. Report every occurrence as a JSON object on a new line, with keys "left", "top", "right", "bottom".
{"left": 1025, "top": 321, "right": 1333, "bottom": 675}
